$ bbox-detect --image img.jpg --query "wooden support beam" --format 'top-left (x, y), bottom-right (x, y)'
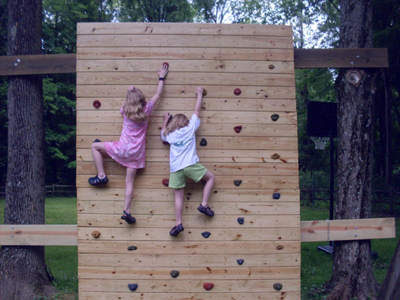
top-left (0, 224), bottom-right (78, 246)
top-left (0, 218), bottom-right (395, 246)
top-left (0, 48), bottom-right (389, 76)
top-left (0, 54), bottom-right (76, 76)
top-left (301, 218), bottom-right (396, 242)
top-left (294, 48), bottom-right (389, 68)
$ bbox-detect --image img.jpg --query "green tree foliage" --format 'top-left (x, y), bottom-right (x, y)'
top-left (116, 0), bottom-right (194, 22)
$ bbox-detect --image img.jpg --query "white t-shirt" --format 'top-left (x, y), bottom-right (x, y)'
top-left (161, 114), bottom-right (201, 172)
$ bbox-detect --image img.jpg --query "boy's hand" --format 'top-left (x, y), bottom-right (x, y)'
top-left (158, 63), bottom-right (169, 78)
top-left (163, 112), bottom-right (171, 121)
top-left (195, 87), bottom-right (204, 96)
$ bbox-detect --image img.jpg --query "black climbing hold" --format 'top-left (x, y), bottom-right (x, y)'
top-left (273, 193), bottom-right (281, 200)
top-left (170, 270), bottom-right (180, 278)
top-left (127, 246), bottom-right (137, 251)
top-left (233, 180), bottom-right (242, 187)
top-left (128, 283), bottom-right (138, 291)
top-left (237, 217), bottom-right (244, 225)
top-left (93, 139), bottom-right (101, 143)
top-left (237, 259), bottom-right (245, 265)
top-left (200, 138), bottom-right (207, 147)
top-left (273, 283), bottom-right (283, 291)
top-left (271, 114), bottom-right (280, 121)
top-left (201, 231), bottom-right (211, 239)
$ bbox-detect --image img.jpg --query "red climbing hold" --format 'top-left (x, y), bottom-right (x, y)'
top-left (163, 62), bottom-right (169, 68)
top-left (234, 88), bottom-right (241, 96)
top-left (162, 179), bottom-right (169, 187)
top-left (203, 283), bottom-right (214, 291)
top-left (162, 141), bottom-right (169, 145)
top-left (93, 100), bottom-right (101, 108)
top-left (234, 126), bottom-right (242, 133)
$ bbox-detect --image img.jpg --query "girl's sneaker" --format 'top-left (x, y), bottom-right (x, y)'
top-left (88, 175), bottom-right (109, 186)
top-left (197, 204), bottom-right (214, 217)
top-left (121, 210), bottom-right (136, 224)
top-left (170, 223), bottom-right (184, 237)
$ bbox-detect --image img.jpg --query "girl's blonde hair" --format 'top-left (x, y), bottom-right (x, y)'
top-left (163, 114), bottom-right (189, 136)
top-left (123, 87), bottom-right (148, 123)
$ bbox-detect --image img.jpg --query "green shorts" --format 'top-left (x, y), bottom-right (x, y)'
top-left (169, 163), bottom-right (208, 189)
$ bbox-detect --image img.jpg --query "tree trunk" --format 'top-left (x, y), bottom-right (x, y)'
top-left (324, 0), bottom-right (379, 299)
top-left (0, 0), bottom-right (55, 299)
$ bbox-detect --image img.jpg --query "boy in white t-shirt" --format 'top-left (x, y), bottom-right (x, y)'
top-left (161, 87), bottom-right (215, 237)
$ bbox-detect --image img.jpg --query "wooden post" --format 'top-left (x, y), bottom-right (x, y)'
top-left (377, 238), bottom-right (400, 300)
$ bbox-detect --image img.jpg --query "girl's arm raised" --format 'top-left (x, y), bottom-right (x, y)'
top-left (194, 87), bottom-right (203, 117)
top-left (150, 63), bottom-right (169, 107)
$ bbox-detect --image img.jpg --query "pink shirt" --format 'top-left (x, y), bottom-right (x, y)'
top-left (104, 101), bottom-right (154, 169)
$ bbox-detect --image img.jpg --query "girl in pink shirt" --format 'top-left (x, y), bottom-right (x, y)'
top-left (88, 64), bottom-right (169, 224)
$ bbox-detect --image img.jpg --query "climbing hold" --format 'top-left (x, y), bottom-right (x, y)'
top-left (233, 180), bottom-right (242, 187)
top-left (163, 62), bottom-right (169, 68)
top-left (237, 217), bottom-right (244, 225)
top-left (273, 283), bottom-right (283, 291)
top-left (128, 283), bottom-right (138, 292)
top-left (271, 114), bottom-right (280, 121)
top-left (162, 178), bottom-right (169, 187)
top-left (234, 126), bottom-right (242, 133)
top-left (162, 141), bottom-right (169, 145)
top-left (91, 231), bottom-right (101, 238)
top-left (273, 193), bottom-right (281, 200)
top-left (237, 259), bottom-right (245, 265)
top-left (203, 283), bottom-right (214, 291)
top-left (202, 89), bottom-right (207, 96)
top-left (170, 270), bottom-right (180, 278)
top-left (93, 139), bottom-right (101, 143)
top-left (234, 88), bottom-right (241, 96)
top-left (127, 246), bottom-right (137, 251)
top-left (268, 64), bottom-right (275, 70)
top-left (200, 138), bottom-right (207, 147)
top-left (93, 100), bottom-right (101, 108)
top-left (276, 245), bottom-right (284, 250)
top-left (201, 231), bottom-right (211, 239)
top-left (271, 153), bottom-right (280, 160)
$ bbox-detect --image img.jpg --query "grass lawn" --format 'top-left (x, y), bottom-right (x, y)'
top-left (0, 197), bottom-right (399, 300)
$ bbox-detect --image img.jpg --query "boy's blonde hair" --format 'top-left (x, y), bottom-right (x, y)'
top-left (163, 114), bottom-right (189, 136)
top-left (123, 87), bottom-right (148, 123)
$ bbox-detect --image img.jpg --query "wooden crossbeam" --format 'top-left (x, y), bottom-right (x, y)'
top-left (0, 218), bottom-right (395, 246)
top-left (0, 48), bottom-right (389, 76)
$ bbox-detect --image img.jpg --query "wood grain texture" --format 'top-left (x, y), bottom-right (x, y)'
top-left (76, 175), bottom-right (300, 189)
top-left (77, 97), bottom-right (296, 112)
top-left (77, 59), bottom-right (294, 73)
top-left (76, 136), bottom-right (299, 150)
top-left (78, 253), bottom-right (300, 267)
top-left (76, 84), bottom-right (296, 98)
top-left (77, 47), bottom-right (294, 61)
top-left (77, 35), bottom-right (293, 49)
top-left (78, 292), bottom-right (301, 300)
top-left (77, 149), bottom-right (299, 164)
top-left (77, 23), bottom-right (293, 36)
top-left (78, 279), bottom-right (301, 293)
top-left (76, 187), bottom-right (300, 202)
top-left (77, 71), bottom-right (295, 86)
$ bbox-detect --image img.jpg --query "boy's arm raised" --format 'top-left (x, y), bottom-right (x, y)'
top-left (194, 87), bottom-right (203, 117)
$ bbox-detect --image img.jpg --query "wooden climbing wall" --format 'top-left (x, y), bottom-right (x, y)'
top-left (76, 23), bottom-right (300, 300)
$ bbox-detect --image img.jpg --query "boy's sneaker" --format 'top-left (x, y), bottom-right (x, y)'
top-left (170, 223), bottom-right (184, 237)
top-left (198, 204), bottom-right (214, 217)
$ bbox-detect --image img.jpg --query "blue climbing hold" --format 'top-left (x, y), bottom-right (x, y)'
top-left (237, 217), bottom-right (244, 225)
top-left (201, 231), bottom-right (211, 239)
top-left (128, 284), bottom-right (138, 291)
top-left (273, 193), bottom-right (281, 199)
top-left (237, 259), bottom-right (245, 265)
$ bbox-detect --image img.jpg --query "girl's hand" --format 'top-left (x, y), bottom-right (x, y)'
top-left (195, 87), bottom-right (204, 96)
top-left (158, 63), bottom-right (169, 78)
